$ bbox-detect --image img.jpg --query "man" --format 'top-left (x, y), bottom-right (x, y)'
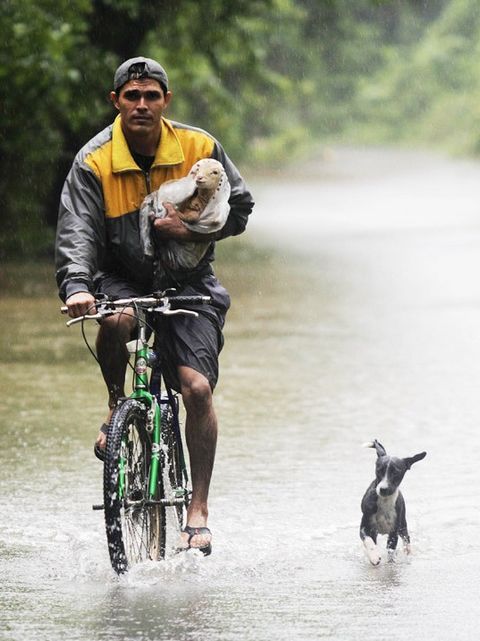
top-left (55, 57), bottom-right (254, 554)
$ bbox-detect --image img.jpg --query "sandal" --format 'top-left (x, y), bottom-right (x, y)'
top-left (93, 423), bottom-right (109, 462)
top-left (178, 525), bottom-right (212, 556)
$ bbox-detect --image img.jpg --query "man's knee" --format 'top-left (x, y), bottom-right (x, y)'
top-left (180, 369), bottom-right (213, 412)
top-left (98, 309), bottom-right (137, 337)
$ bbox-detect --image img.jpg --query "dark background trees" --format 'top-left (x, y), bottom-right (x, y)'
top-left (0, 0), bottom-right (476, 258)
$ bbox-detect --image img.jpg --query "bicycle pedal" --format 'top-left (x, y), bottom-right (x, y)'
top-left (92, 504), bottom-right (105, 511)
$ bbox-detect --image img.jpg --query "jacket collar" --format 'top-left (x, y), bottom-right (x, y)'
top-left (111, 115), bottom-right (185, 173)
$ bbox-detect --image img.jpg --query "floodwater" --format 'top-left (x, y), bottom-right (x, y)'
top-left (2, 147), bottom-right (480, 640)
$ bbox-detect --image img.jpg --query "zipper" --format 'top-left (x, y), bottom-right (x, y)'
top-left (144, 170), bottom-right (152, 194)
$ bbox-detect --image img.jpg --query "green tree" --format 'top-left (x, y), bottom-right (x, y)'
top-left (350, 0), bottom-right (480, 151)
top-left (1, 0), bottom-right (462, 260)
top-left (1, 0), bottom-right (95, 256)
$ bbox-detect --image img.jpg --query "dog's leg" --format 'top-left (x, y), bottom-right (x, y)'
top-left (386, 532), bottom-right (398, 562)
top-left (397, 497), bottom-right (411, 555)
top-left (399, 530), bottom-right (411, 555)
top-left (363, 536), bottom-right (382, 566)
top-left (360, 516), bottom-right (382, 566)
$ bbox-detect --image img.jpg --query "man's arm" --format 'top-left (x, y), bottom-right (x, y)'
top-left (211, 141), bottom-right (254, 239)
top-left (55, 159), bottom-right (106, 311)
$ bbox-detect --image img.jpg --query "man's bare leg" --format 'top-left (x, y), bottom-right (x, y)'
top-left (178, 365), bottom-right (217, 551)
top-left (94, 310), bottom-right (137, 450)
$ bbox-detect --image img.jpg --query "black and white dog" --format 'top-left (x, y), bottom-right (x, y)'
top-left (360, 440), bottom-right (426, 565)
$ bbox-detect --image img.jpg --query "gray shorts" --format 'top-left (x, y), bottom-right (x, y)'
top-left (95, 272), bottom-right (230, 392)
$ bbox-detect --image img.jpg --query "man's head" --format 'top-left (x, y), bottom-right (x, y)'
top-left (110, 57), bottom-right (172, 150)
top-left (113, 57), bottom-right (169, 95)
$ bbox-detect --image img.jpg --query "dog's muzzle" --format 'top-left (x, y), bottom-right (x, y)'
top-left (376, 485), bottom-right (394, 497)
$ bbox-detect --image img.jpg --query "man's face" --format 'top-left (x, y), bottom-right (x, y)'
top-left (111, 78), bottom-right (172, 139)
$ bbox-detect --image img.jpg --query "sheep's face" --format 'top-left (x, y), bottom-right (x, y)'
top-left (191, 159), bottom-right (223, 190)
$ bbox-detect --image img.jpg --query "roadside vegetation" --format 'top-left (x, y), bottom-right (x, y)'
top-left (1, 0), bottom-right (476, 258)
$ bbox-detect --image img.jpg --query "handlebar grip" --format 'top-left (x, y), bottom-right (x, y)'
top-left (169, 295), bottom-right (211, 307)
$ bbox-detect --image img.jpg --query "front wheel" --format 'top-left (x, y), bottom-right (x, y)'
top-left (103, 398), bottom-right (164, 574)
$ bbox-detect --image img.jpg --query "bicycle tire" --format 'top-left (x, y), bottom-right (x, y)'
top-left (103, 398), bottom-right (164, 574)
top-left (159, 399), bottom-right (186, 534)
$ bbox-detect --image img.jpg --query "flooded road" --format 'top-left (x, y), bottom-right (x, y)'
top-left (2, 147), bottom-right (480, 640)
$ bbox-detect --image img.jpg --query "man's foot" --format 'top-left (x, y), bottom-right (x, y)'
top-left (93, 423), bottom-right (109, 461)
top-left (178, 525), bottom-right (212, 556)
top-left (93, 407), bottom-right (115, 461)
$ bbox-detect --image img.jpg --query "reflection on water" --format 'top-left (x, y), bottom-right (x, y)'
top-left (2, 149), bottom-right (480, 640)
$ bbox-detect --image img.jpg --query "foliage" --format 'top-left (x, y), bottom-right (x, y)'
top-left (344, 0), bottom-right (480, 152)
top-left (1, 0), bottom-right (294, 258)
top-left (148, 0), bottom-right (314, 165)
top-left (1, 0), bottom-right (480, 258)
top-left (0, 0), bottom-right (115, 257)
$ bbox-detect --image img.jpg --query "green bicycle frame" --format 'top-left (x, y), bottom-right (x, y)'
top-left (118, 325), bottom-right (161, 501)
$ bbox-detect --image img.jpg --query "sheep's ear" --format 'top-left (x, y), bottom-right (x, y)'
top-left (363, 439), bottom-right (387, 457)
top-left (405, 451), bottom-right (427, 469)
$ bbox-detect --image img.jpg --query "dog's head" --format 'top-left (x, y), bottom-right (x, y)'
top-left (365, 440), bottom-right (426, 497)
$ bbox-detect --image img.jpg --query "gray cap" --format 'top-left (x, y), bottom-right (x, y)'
top-left (113, 57), bottom-right (168, 93)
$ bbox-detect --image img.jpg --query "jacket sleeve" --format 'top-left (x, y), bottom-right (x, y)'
top-left (211, 141), bottom-right (254, 239)
top-left (55, 157), bottom-right (106, 302)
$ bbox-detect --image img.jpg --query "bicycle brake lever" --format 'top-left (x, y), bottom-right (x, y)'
top-left (66, 313), bottom-right (103, 327)
top-left (163, 309), bottom-right (199, 318)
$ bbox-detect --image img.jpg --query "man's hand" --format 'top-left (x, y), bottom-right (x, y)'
top-left (151, 202), bottom-right (219, 242)
top-left (151, 202), bottom-right (193, 240)
top-left (65, 292), bottom-right (96, 318)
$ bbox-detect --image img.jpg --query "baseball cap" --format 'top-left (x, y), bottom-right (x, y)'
top-left (113, 57), bottom-right (169, 93)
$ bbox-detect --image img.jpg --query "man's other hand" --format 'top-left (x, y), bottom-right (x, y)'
top-left (65, 292), bottom-right (96, 318)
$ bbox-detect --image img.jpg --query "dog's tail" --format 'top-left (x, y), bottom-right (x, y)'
top-left (362, 440), bottom-right (387, 457)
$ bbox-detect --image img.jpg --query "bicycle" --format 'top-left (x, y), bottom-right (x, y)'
top-left (62, 291), bottom-right (210, 574)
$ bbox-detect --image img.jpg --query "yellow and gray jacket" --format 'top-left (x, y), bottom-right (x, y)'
top-left (55, 115), bottom-right (254, 300)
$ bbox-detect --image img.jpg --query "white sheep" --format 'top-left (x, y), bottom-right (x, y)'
top-left (139, 158), bottom-right (231, 270)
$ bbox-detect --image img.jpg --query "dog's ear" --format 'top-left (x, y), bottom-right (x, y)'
top-left (405, 451), bottom-right (426, 469)
top-left (363, 439), bottom-right (387, 457)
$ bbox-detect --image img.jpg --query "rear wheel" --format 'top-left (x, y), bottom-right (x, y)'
top-left (103, 399), bottom-right (164, 574)
top-left (159, 397), bottom-right (187, 534)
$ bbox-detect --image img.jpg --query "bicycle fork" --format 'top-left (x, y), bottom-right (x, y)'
top-left (121, 318), bottom-right (160, 503)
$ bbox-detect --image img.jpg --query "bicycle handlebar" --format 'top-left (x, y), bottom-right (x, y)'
top-left (61, 293), bottom-right (211, 326)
